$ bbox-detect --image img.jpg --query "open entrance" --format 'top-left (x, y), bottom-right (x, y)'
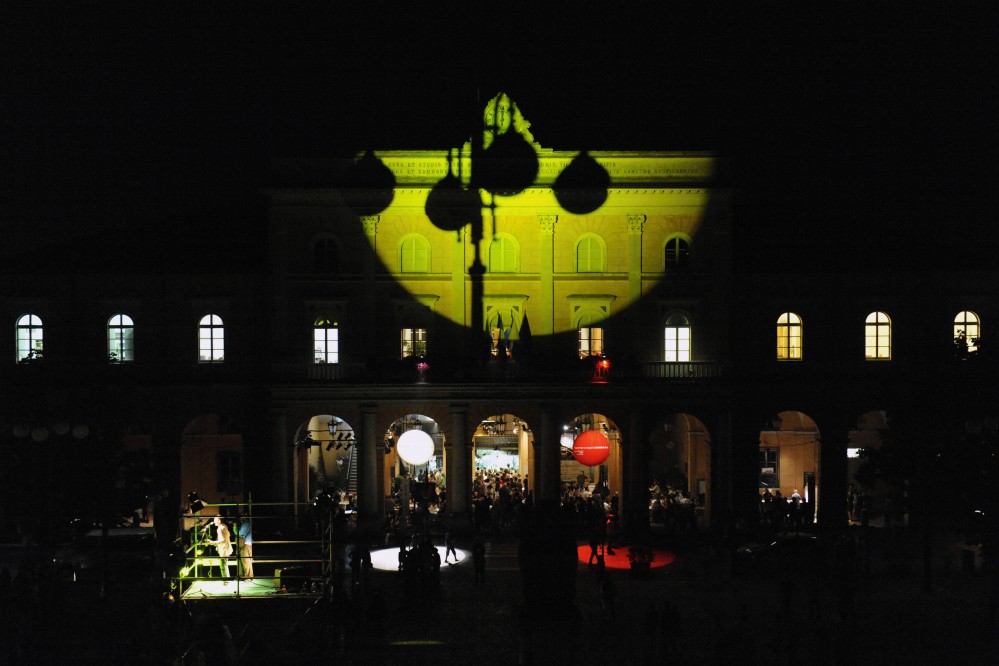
top-left (649, 413), bottom-right (711, 530)
top-left (559, 413), bottom-right (622, 502)
top-left (758, 411), bottom-right (820, 527)
top-left (292, 414), bottom-right (358, 507)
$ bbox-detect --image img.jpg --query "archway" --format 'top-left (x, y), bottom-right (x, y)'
top-left (848, 410), bottom-right (890, 525)
top-left (649, 413), bottom-right (711, 528)
top-left (292, 414), bottom-right (358, 506)
top-left (758, 410), bottom-right (820, 527)
top-left (560, 413), bottom-right (623, 502)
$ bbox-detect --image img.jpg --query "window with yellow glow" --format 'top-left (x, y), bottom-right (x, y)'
top-left (776, 312), bottom-right (802, 360)
top-left (664, 313), bottom-right (691, 362)
top-left (401, 328), bottom-right (427, 358)
top-left (400, 235), bottom-right (430, 273)
top-left (953, 310), bottom-right (980, 353)
top-left (575, 234), bottom-right (605, 273)
top-left (314, 318), bottom-right (339, 363)
top-left (864, 311), bottom-right (891, 360)
top-left (578, 326), bottom-right (604, 358)
top-left (488, 235), bottom-right (519, 273)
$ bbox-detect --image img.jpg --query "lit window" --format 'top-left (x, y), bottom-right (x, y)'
top-left (312, 236), bottom-right (341, 273)
top-left (578, 327), bottom-right (604, 358)
top-left (314, 318), bottom-right (339, 363)
top-left (107, 314), bottom-right (134, 362)
top-left (664, 313), bottom-right (691, 362)
top-left (488, 235), bottom-right (518, 273)
top-left (401, 328), bottom-right (427, 358)
top-left (776, 312), bottom-right (802, 360)
top-left (759, 448), bottom-right (779, 488)
top-left (199, 314), bottom-right (225, 363)
top-left (664, 236), bottom-right (691, 271)
top-left (400, 235), bottom-right (430, 273)
top-left (575, 235), bottom-right (605, 273)
top-left (16, 314), bottom-right (43, 362)
top-left (864, 311), bottom-right (891, 360)
top-left (953, 310), bottom-right (980, 355)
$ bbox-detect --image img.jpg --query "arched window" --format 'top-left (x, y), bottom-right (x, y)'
top-left (664, 235), bottom-right (692, 271)
top-left (865, 311), bottom-right (891, 360)
top-left (400, 235), bottom-right (430, 273)
top-left (312, 236), bottom-right (341, 273)
top-left (488, 235), bottom-right (519, 273)
top-left (198, 314), bottom-right (225, 363)
top-left (314, 318), bottom-right (339, 363)
top-left (954, 310), bottom-right (980, 354)
top-left (776, 312), bottom-right (802, 360)
top-left (575, 234), bottom-right (605, 273)
top-left (664, 313), bottom-right (691, 362)
top-left (108, 314), bottom-right (134, 362)
top-left (577, 311), bottom-right (604, 358)
top-left (16, 314), bottom-right (43, 362)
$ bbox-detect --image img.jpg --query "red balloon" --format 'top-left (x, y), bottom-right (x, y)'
top-left (572, 429), bottom-right (610, 466)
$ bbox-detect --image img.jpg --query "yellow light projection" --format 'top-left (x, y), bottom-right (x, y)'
top-left (347, 92), bottom-right (717, 336)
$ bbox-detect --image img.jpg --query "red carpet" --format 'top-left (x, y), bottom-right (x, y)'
top-left (576, 544), bottom-right (675, 570)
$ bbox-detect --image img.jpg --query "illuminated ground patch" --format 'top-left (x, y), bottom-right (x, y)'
top-left (575, 544), bottom-right (675, 570)
top-left (369, 545), bottom-right (470, 571)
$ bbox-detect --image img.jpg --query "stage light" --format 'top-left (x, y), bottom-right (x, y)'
top-left (188, 491), bottom-right (205, 514)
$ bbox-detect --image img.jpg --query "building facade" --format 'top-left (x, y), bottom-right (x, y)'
top-left (2, 95), bottom-right (996, 543)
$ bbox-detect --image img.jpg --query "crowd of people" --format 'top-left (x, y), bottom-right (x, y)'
top-left (649, 481), bottom-right (700, 534)
top-left (758, 487), bottom-right (814, 530)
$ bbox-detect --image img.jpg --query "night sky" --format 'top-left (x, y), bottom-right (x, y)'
top-left (2, 4), bottom-right (995, 271)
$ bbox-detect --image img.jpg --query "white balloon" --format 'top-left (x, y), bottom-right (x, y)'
top-left (397, 429), bottom-right (434, 465)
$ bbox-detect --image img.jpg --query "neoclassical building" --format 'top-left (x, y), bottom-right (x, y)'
top-left (2, 93), bottom-right (996, 540)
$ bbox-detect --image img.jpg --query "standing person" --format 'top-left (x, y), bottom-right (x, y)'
top-left (209, 516), bottom-right (233, 581)
top-left (236, 513), bottom-right (254, 580)
top-left (444, 530), bottom-right (458, 563)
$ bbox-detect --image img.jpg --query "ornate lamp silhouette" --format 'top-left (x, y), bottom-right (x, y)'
top-left (343, 92), bottom-right (613, 362)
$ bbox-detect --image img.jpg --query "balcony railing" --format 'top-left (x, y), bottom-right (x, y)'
top-left (638, 362), bottom-right (724, 380)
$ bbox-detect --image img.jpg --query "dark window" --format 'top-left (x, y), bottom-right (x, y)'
top-left (759, 448), bottom-right (779, 488)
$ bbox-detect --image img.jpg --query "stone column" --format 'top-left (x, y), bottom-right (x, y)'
top-left (535, 403), bottom-right (562, 507)
top-left (446, 404), bottom-right (472, 531)
top-left (625, 408), bottom-right (649, 534)
top-left (358, 403), bottom-right (382, 537)
top-left (451, 227), bottom-right (467, 328)
top-left (626, 214), bottom-right (646, 303)
top-left (361, 216), bottom-right (380, 358)
top-left (538, 215), bottom-right (557, 336)
top-left (818, 422), bottom-right (850, 530)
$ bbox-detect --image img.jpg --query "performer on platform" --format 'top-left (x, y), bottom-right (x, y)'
top-left (236, 513), bottom-right (254, 580)
top-left (209, 515), bottom-right (233, 581)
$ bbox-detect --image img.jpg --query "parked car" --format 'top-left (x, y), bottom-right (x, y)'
top-left (52, 527), bottom-right (160, 581)
top-left (733, 530), bottom-right (830, 578)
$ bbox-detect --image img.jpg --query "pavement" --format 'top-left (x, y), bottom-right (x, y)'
top-left (1, 523), bottom-right (994, 664)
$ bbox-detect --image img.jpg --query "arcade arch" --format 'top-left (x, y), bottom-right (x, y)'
top-left (292, 414), bottom-right (358, 505)
top-left (649, 413), bottom-right (712, 524)
top-left (559, 413), bottom-right (623, 499)
top-left (758, 410), bottom-right (821, 524)
top-left (472, 413), bottom-right (533, 476)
